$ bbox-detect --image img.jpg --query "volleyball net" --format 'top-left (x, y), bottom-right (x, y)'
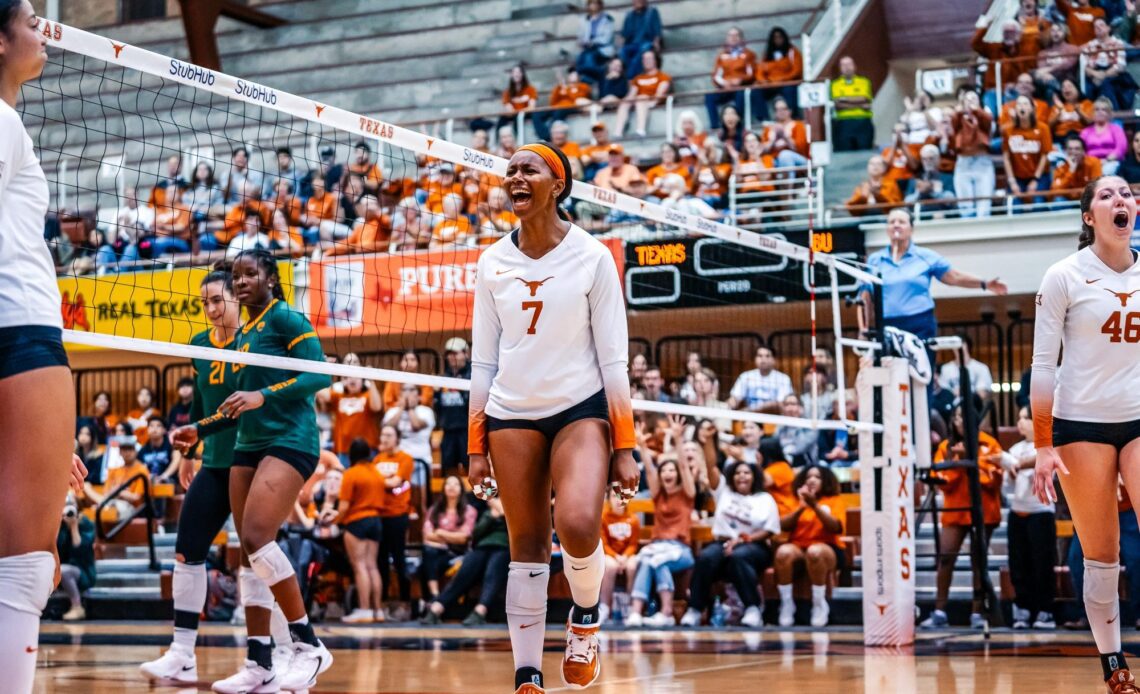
top-left (27, 19), bottom-right (882, 436)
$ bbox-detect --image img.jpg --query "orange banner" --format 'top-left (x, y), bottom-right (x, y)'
top-left (307, 238), bottom-right (625, 337)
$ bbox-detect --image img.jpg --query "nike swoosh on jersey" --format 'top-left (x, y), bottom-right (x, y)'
top-left (496, 269), bottom-right (513, 275)
top-left (1087, 278), bottom-right (1102, 284)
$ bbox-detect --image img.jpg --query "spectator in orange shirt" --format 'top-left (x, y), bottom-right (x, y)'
top-left (1056, 0), bottom-right (1105, 46)
top-left (431, 193), bottom-right (474, 248)
top-left (599, 489), bottom-right (640, 624)
top-left (845, 155), bottom-right (903, 216)
top-left (1049, 77), bottom-right (1094, 139)
top-left (763, 95), bottom-right (811, 170)
top-left (733, 131), bottom-right (778, 194)
top-left (971, 16), bottom-right (1038, 112)
top-left (425, 164), bottom-right (465, 214)
top-left (1052, 132), bottom-right (1103, 200)
top-left (268, 207), bottom-right (304, 258)
top-left (920, 399), bottom-right (1003, 629)
top-left (549, 121), bottom-right (585, 180)
top-left (152, 191), bottom-right (193, 257)
top-left (755, 26), bottom-right (803, 120)
top-left (581, 121), bottom-right (615, 181)
top-left (645, 143), bottom-right (692, 196)
top-left (332, 439), bottom-right (386, 623)
top-left (1002, 95), bottom-right (1053, 209)
top-left (693, 140), bottom-right (731, 208)
top-left (217, 181), bottom-right (271, 247)
top-left (998, 72), bottom-right (1051, 131)
top-left (224, 209), bottom-right (271, 260)
top-left (318, 354), bottom-right (384, 463)
top-left (342, 195), bottom-right (391, 255)
top-left (593, 144), bottom-right (644, 194)
top-left (950, 89), bottom-right (996, 218)
top-left (374, 424), bottom-right (417, 607)
top-left (705, 27), bottom-right (756, 130)
top-left (774, 464), bottom-right (846, 627)
top-left (476, 186), bottom-right (518, 245)
top-left (1017, 0), bottom-right (1051, 53)
top-left (614, 49), bottom-right (671, 137)
top-left (498, 64), bottom-right (537, 137)
top-left (301, 174), bottom-right (345, 246)
top-left (534, 67), bottom-right (592, 141)
top-left (348, 141), bottom-right (384, 197)
top-left (674, 110), bottom-right (708, 162)
top-left (148, 154), bottom-right (187, 211)
top-left (880, 125), bottom-right (917, 196)
top-left (382, 351), bottom-right (434, 412)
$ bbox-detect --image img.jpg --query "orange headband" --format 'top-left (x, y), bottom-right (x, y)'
top-left (518, 143), bottom-right (566, 184)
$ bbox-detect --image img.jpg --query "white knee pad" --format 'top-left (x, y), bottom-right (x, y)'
top-left (0, 551), bottom-right (55, 616)
top-left (240, 567), bottom-right (275, 610)
top-left (172, 560), bottom-right (208, 611)
top-left (1085, 559), bottom-right (1121, 605)
top-left (506, 562), bottom-right (550, 617)
top-left (248, 542), bottom-right (295, 587)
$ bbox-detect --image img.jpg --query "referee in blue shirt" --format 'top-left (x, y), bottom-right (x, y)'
top-left (859, 208), bottom-right (1007, 339)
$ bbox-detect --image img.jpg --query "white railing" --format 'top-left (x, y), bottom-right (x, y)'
top-left (803, 0), bottom-right (871, 81)
top-left (727, 165), bottom-right (824, 231)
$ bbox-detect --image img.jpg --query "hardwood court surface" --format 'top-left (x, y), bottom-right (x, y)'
top-left (36, 622), bottom-right (1110, 693)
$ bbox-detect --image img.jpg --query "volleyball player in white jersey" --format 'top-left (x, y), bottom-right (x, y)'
top-left (1033, 175), bottom-right (1140, 694)
top-left (467, 142), bottom-right (638, 694)
top-left (0, 3), bottom-right (86, 691)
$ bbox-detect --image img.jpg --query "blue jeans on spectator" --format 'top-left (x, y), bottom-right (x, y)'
top-left (198, 232), bottom-right (220, 252)
top-left (631, 540), bottom-right (695, 601)
top-left (954, 154), bottom-right (995, 218)
top-left (621, 41), bottom-right (656, 80)
top-left (533, 108), bottom-right (575, 141)
top-left (577, 47), bottom-right (611, 85)
top-left (1013, 175), bottom-right (1050, 211)
top-left (152, 236), bottom-right (191, 257)
top-left (95, 244), bottom-right (117, 270)
top-left (1068, 511), bottom-right (1140, 622)
top-left (775, 149), bottom-right (810, 170)
top-left (114, 243), bottom-right (141, 271)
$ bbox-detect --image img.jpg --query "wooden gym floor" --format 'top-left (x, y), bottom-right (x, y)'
top-left (35, 622), bottom-right (1113, 693)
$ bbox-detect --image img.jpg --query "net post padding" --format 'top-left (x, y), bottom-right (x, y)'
top-left (37, 19), bottom-right (879, 287)
top-left (857, 357), bottom-right (916, 647)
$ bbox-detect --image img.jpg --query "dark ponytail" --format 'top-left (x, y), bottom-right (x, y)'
top-left (233, 249), bottom-right (285, 301)
top-left (201, 259), bottom-right (233, 292)
top-left (1078, 175), bottom-right (1110, 250)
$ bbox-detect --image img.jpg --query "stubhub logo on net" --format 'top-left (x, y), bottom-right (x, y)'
top-left (169, 59), bottom-right (215, 86)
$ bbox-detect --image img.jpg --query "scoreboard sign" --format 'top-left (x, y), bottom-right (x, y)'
top-left (623, 231), bottom-right (865, 309)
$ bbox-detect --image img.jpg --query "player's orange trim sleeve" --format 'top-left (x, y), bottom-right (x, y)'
top-left (608, 392), bottom-right (636, 450)
top-left (1033, 408), bottom-right (1053, 448)
top-left (468, 409), bottom-right (488, 456)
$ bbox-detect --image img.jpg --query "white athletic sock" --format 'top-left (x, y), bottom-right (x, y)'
top-left (270, 604), bottom-right (291, 647)
top-left (171, 560), bottom-right (208, 652)
top-left (0, 552), bottom-right (55, 694)
top-left (506, 562), bottom-right (549, 673)
top-left (778, 584), bottom-right (793, 604)
top-left (1084, 559), bottom-right (1122, 654)
top-left (563, 541), bottom-right (605, 625)
top-left (811, 584), bottom-right (827, 606)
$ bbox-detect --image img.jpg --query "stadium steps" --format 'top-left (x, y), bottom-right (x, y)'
top-left (510, 0), bottom-right (578, 20)
top-left (820, 148), bottom-right (879, 210)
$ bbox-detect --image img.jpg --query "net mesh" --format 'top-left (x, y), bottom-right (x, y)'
top-left (28, 20), bottom-right (879, 435)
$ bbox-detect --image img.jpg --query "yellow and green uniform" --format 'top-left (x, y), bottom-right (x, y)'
top-left (830, 75), bottom-right (873, 120)
top-left (189, 328), bottom-right (237, 469)
top-left (197, 299), bottom-right (330, 457)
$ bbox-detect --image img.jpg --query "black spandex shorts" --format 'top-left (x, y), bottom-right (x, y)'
top-left (344, 515), bottom-right (383, 541)
top-left (232, 446), bottom-right (319, 480)
top-left (1052, 417), bottom-right (1140, 452)
top-left (0, 326), bottom-right (69, 380)
top-left (486, 389), bottom-right (608, 441)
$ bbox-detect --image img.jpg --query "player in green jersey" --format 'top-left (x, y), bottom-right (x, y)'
top-left (172, 251), bottom-right (333, 692)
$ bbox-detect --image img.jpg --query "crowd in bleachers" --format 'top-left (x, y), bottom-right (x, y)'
top-left (846, 0), bottom-right (1140, 219)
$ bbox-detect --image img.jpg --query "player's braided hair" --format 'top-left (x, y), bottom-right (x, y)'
top-left (233, 249), bottom-right (286, 301)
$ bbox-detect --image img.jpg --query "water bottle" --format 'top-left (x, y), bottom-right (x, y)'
top-left (711, 597), bottom-right (727, 627)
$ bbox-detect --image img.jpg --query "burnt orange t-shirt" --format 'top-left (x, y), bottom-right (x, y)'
top-left (602, 507), bottom-right (641, 557)
top-left (550, 82), bottom-right (592, 108)
top-left (503, 85), bottom-right (538, 111)
top-left (712, 47), bottom-right (757, 86)
top-left (433, 216), bottom-right (474, 246)
top-left (106, 460), bottom-right (149, 502)
top-left (154, 202), bottom-right (192, 238)
top-left (1050, 100), bottom-right (1095, 139)
top-left (1003, 125), bottom-right (1053, 180)
top-left (1058, 0), bottom-right (1104, 46)
top-left (644, 162), bottom-right (693, 192)
top-left (382, 382), bottom-right (434, 411)
top-left (349, 162), bottom-right (384, 191)
top-left (328, 390), bottom-right (381, 453)
top-left (933, 431), bottom-right (1004, 527)
top-left (735, 154), bottom-right (777, 193)
top-left (556, 140), bottom-right (583, 161)
top-left (881, 145), bottom-right (915, 182)
top-left (339, 463), bottom-right (386, 525)
top-left (757, 47), bottom-right (803, 83)
top-left (764, 461), bottom-right (798, 516)
top-left (373, 450), bottom-right (416, 517)
top-left (218, 201), bottom-right (271, 245)
top-left (1052, 155), bottom-right (1103, 200)
top-left (630, 70), bottom-right (672, 98)
top-left (999, 98), bottom-right (1051, 131)
top-left (789, 494), bottom-right (847, 550)
top-left (693, 163), bottom-right (731, 198)
top-left (304, 192), bottom-right (338, 224)
top-left (651, 487), bottom-right (694, 542)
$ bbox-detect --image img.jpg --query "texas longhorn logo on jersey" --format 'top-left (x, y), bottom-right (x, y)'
top-left (1104, 287), bottom-right (1140, 307)
top-left (517, 276), bottom-right (554, 297)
